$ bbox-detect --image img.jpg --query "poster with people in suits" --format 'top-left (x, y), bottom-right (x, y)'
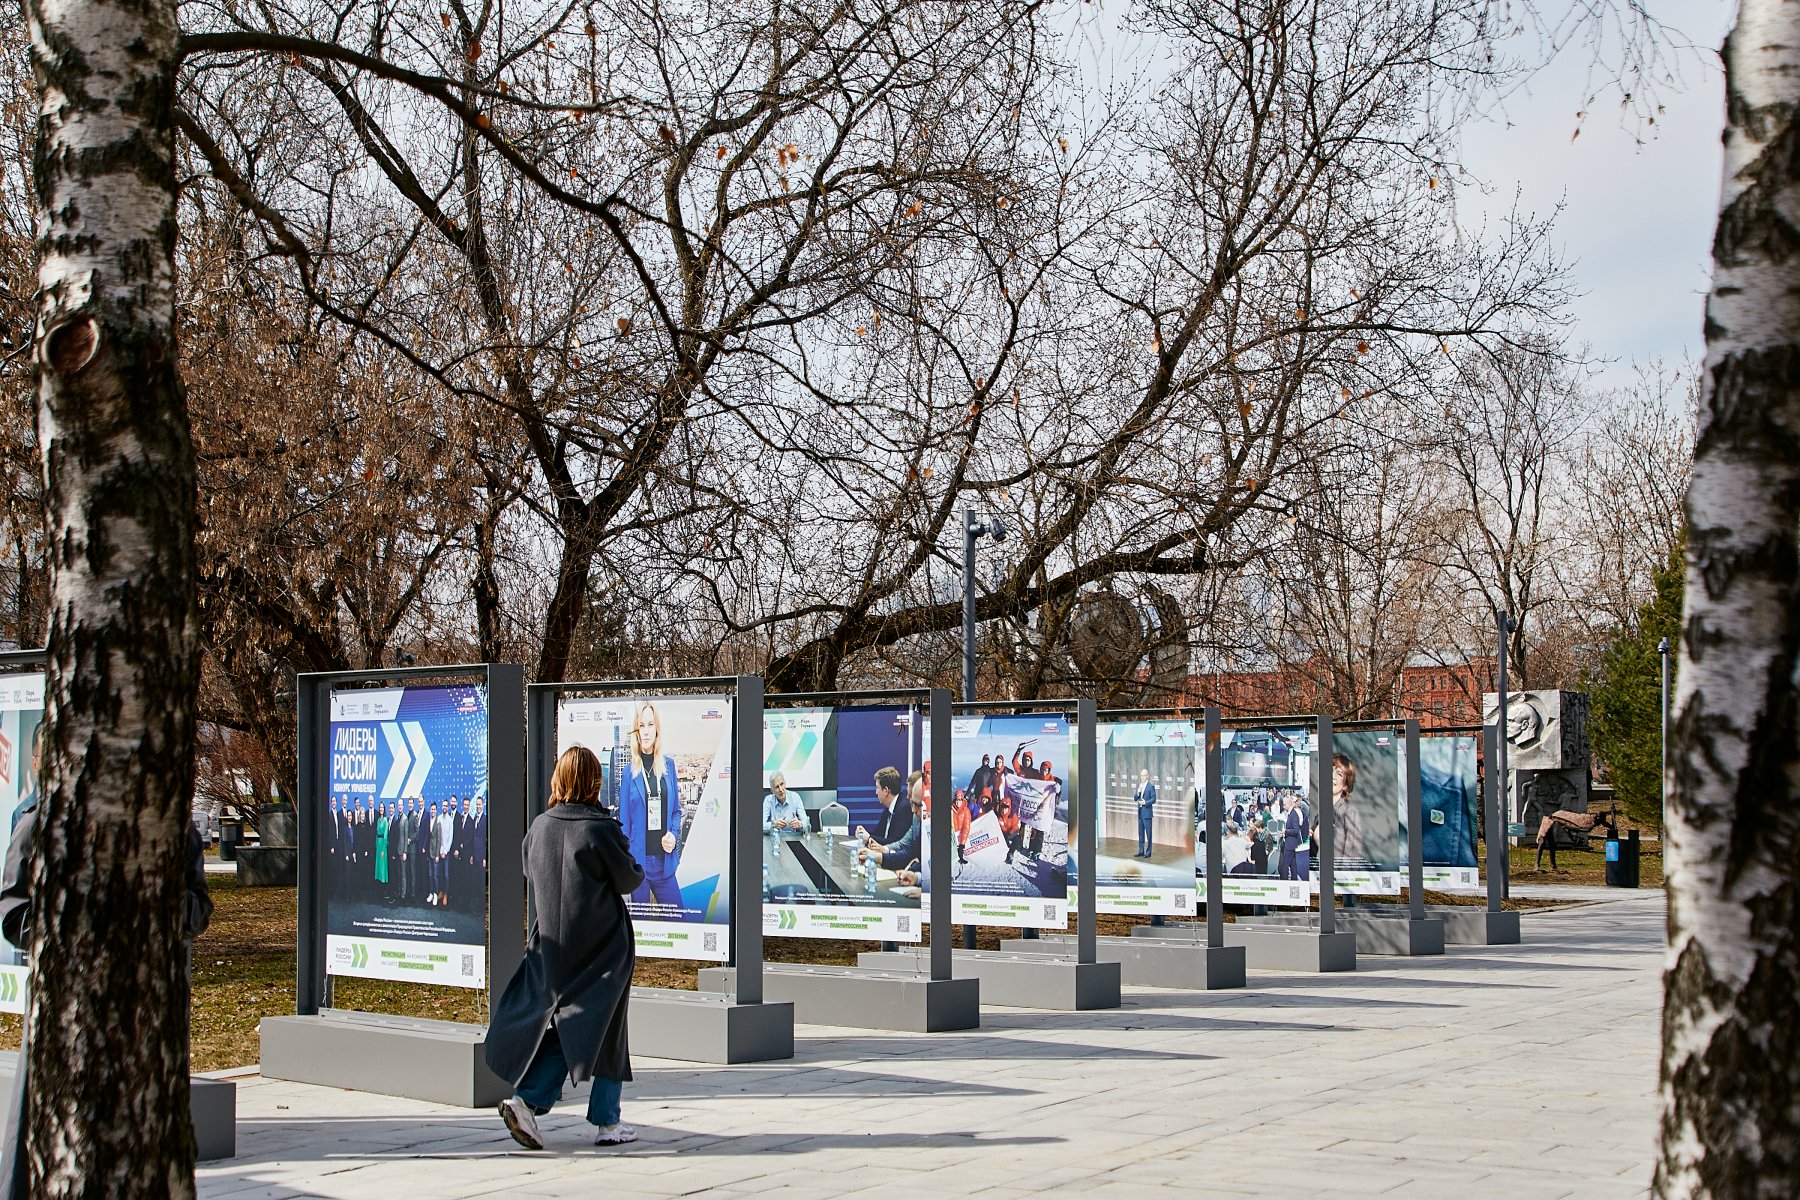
top-left (1328, 729), bottom-right (1403, 894)
top-left (1197, 727), bottom-right (1311, 908)
top-left (556, 694), bottom-right (735, 962)
top-left (324, 683), bottom-right (492, 989)
top-left (1413, 733), bottom-right (1481, 890)
top-left (1087, 720), bottom-right (1199, 917)
top-left (759, 705), bottom-right (925, 942)
top-left (0, 671), bottom-right (42, 1011)
top-left (938, 713), bottom-right (1071, 929)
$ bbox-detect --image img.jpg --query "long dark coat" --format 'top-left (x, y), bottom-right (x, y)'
top-left (485, 804), bottom-right (643, 1087)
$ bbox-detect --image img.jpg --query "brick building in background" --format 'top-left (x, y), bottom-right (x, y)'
top-left (1176, 655), bottom-right (1494, 728)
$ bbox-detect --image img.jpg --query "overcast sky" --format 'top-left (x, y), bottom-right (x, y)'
top-left (1456, 5), bottom-right (1731, 393)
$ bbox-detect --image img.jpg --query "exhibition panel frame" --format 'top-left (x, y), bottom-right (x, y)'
top-left (1018, 706), bottom-right (1244, 991)
top-left (856, 697), bottom-right (1121, 1011)
top-left (266, 661), bottom-right (525, 1107)
top-left (529, 675), bottom-right (794, 1062)
top-left (701, 688), bottom-right (985, 1030)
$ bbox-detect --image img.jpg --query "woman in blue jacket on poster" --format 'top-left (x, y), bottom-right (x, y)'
top-left (617, 701), bottom-right (684, 911)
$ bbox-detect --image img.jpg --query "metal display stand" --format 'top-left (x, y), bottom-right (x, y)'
top-left (1012, 707), bottom-right (1244, 989)
top-left (0, 652), bottom-right (237, 1158)
top-left (1346, 723), bottom-right (1521, 945)
top-left (530, 675), bottom-right (794, 1063)
top-left (1230, 720), bottom-right (1444, 955)
top-left (263, 662), bottom-right (525, 1106)
top-left (1206, 715), bottom-right (1356, 972)
top-left (857, 698), bottom-right (1121, 1010)
top-left (701, 688), bottom-right (980, 1031)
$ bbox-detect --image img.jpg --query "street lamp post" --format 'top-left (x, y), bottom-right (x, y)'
top-left (962, 507), bottom-right (1005, 948)
top-left (1494, 609), bottom-right (1516, 901)
top-left (963, 508), bottom-right (1005, 704)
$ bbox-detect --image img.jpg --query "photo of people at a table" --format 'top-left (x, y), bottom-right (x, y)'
top-left (758, 705), bottom-right (924, 941)
top-left (1197, 726), bottom-right (1314, 907)
top-left (1089, 720), bottom-right (1198, 915)
top-left (946, 713), bottom-right (1070, 924)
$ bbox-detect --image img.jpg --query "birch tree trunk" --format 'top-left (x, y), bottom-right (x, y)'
top-left (1658, 3), bottom-right (1800, 1196)
top-left (24, 0), bottom-right (198, 1187)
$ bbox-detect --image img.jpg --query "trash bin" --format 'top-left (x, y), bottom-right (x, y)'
top-left (219, 819), bottom-right (243, 862)
top-left (1604, 829), bottom-right (1640, 889)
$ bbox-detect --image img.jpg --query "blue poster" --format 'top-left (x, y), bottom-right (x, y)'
top-left (1418, 734), bottom-right (1480, 890)
top-left (323, 683), bottom-right (490, 989)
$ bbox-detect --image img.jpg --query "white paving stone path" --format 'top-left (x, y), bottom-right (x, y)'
top-left (202, 892), bottom-right (1665, 1199)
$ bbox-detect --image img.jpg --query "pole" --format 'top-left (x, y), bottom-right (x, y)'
top-left (1658, 636), bottom-right (1670, 825)
top-left (962, 508), bottom-right (977, 705)
top-left (961, 509), bottom-right (978, 950)
top-left (1494, 609), bottom-right (1514, 900)
top-left (1076, 699), bottom-right (1097, 965)
top-left (1203, 708), bottom-right (1223, 947)
top-left (1484, 724), bottom-right (1503, 913)
top-left (1404, 719), bottom-right (1424, 924)
top-left (731, 676), bottom-right (765, 1005)
top-left (928, 689), bottom-right (954, 981)
top-left (1316, 717), bottom-right (1334, 935)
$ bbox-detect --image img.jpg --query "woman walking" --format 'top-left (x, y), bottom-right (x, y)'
top-left (487, 746), bottom-right (643, 1148)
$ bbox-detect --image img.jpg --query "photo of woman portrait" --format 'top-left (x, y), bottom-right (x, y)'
top-left (617, 701), bottom-right (685, 911)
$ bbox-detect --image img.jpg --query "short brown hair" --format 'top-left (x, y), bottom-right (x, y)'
top-left (874, 766), bottom-right (902, 798)
top-left (550, 746), bottom-right (604, 808)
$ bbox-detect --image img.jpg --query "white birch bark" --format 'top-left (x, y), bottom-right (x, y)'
top-left (24, 0), bottom-right (199, 1187)
top-left (1658, 1), bottom-right (1800, 1195)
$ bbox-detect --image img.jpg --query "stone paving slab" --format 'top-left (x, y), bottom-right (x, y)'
top-left (202, 894), bottom-right (1664, 1198)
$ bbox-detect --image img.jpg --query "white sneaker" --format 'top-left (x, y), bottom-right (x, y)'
top-left (592, 1122), bottom-right (638, 1145)
top-left (499, 1098), bottom-right (544, 1150)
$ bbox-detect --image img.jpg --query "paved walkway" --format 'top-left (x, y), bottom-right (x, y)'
top-left (202, 891), bottom-right (1665, 1199)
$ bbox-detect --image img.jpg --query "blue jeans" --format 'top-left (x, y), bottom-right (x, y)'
top-left (514, 1029), bottom-right (623, 1126)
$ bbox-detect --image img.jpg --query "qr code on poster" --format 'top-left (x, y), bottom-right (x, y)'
top-left (896, 916), bottom-right (911, 934)
top-left (1175, 894), bottom-right (1191, 911)
top-left (702, 931), bottom-right (719, 954)
top-left (1043, 904), bottom-right (1057, 921)
top-left (461, 954), bottom-right (475, 977)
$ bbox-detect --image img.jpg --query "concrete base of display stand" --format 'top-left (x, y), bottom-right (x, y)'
top-left (1414, 906), bottom-right (1520, 945)
top-left (1001, 934), bottom-right (1247, 990)
top-left (1232, 913), bottom-right (1445, 956)
top-left (853, 948), bottom-right (1121, 1010)
top-left (1221, 926), bottom-right (1357, 972)
top-left (699, 965), bottom-right (980, 1033)
top-left (630, 987), bottom-right (795, 1063)
top-left (260, 1011), bottom-right (508, 1107)
top-left (0, 1054), bottom-right (235, 1160)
